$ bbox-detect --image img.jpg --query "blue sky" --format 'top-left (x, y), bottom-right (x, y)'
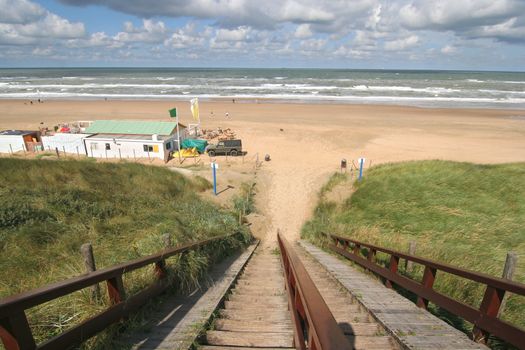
top-left (0, 0), bottom-right (524, 70)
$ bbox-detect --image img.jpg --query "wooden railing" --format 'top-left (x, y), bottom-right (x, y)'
top-left (278, 232), bottom-right (351, 350)
top-left (0, 232), bottom-right (243, 350)
top-left (324, 232), bottom-right (525, 350)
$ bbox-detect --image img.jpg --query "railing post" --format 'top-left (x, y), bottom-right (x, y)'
top-left (416, 266), bottom-right (437, 309)
top-left (498, 252), bottom-right (517, 318)
top-left (367, 248), bottom-right (376, 263)
top-left (0, 313), bottom-right (36, 350)
top-left (353, 243), bottom-right (361, 256)
top-left (472, 252), bottom-right (516, 344)
top-left (80, 243), bottom-right (100, 301)
top-left (155, 260), bottom-right (167, 279)
top-left (406, 241), bottom-right (416, 273)
top-left (472, 286), bottom-right (506, 344)
top-left (106, 275), bottom-right (126, 304)
top-left (385, 255), bottom-right (400, 289)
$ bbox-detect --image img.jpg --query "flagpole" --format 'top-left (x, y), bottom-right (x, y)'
top-left (176, 115), bottom-right (181, 163)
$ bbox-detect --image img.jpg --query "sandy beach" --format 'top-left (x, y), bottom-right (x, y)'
top-left (1, 99), bottom-right (524, 242)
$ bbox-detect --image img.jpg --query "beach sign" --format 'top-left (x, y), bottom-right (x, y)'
top-left (211, 162), bottom-right (218, 195)
top-left (358, 157), bottom-right (366, 181)
top-left (169, 108), bottom-right (177, 118)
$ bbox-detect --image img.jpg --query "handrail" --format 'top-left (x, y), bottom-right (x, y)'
top-left (0, 232), bottom-right (242, 350)
top-left (324, 232), bottom-right (525, 350)
top-left (278, 232), bottom-right (351, 350)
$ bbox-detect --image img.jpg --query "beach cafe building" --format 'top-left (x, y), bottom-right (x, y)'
top-left (83, 120), bottom-right (186, 162)
top-left (0, 130), bottom-right (42, 153)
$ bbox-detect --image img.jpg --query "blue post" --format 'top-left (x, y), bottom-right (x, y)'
top-left (212, 163), bottom-right (217, 195)
top-left (358, 158), bottom-right (364, 181)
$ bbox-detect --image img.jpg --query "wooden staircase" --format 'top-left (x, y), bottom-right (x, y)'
top-left (200, 247), bottom-right (294, 349)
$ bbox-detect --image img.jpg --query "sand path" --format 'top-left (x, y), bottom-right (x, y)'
top-left (1, 100), bottom-right (524, 245)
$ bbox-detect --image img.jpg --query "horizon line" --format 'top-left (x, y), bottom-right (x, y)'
top-left (0, 66), bottom-right (524, 73)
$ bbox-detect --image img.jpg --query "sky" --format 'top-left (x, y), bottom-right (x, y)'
top-left (0, 0), bottom-right (524, 70)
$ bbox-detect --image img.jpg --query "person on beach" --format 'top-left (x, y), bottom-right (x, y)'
top-left (225, 112), bottom-right (229, 118)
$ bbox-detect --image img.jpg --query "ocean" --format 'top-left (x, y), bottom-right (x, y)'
top-left (0, 68), bottom-right (524, 109)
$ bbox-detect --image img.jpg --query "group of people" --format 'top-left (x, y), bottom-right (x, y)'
top-left (26, 99), bottom-right (44, 105)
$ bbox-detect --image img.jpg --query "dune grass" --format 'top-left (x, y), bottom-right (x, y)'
top-left (0, 158), bottom-right (250, 348)
top-left (302, 160), bottom-right (525, 346)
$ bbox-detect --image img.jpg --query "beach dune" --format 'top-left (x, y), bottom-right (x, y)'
top-left (1, 99), bottom-right (524, 240)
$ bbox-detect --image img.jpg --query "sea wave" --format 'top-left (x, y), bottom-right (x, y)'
top-left (3, 83), bottom-right (192, 89)
top-left (347, 85), bottom-right (461, 94)
top-left (1, 91), bottom-right (524, 106)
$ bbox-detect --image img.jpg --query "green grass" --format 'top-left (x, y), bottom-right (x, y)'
top-left (302, 160), bottom-right (525, 345)
top-left (0, 158), bottom-right (251, 348)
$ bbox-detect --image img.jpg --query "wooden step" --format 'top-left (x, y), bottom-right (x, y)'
top-left (219, 309), bottom-right (290, 322)
top-left (240, 273), bottom-right (283, 280)
top-left (206, 330), bottom-right (293, 348)
top-left (214, 319), bottom-right (293, 333)
top-left (236, 280), bottom-right (283, 287)
top-left (224, 300), bottom-right (288, 309)
top-left (231, 286), bottom-right (284, 295)
top-left (227, 294), bottom-right (288, 304)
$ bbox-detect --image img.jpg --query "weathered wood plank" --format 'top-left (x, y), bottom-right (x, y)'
top-left (214, 319), bottom-right (293, 333)
top-left (206, 330), bottom-right (294, 348)
top-left (120, 242), bottom-right (258, 350)
top-left (299, 240), bottom-right (488, 350)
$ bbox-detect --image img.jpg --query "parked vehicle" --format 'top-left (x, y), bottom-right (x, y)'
top-left (206, 139), bottom-right (242, 156)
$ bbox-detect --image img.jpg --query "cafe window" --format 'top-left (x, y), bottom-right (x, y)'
top-left (143, 145), bottom-right (154, 152)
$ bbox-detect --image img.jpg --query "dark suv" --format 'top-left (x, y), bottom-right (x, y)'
top-left (206, 139), bottom-right (242, 156)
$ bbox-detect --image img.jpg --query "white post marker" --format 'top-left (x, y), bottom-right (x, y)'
top-left (358, 157), bottom-right (366, 181)
top-left (211, 161), bottom-right (219, 195)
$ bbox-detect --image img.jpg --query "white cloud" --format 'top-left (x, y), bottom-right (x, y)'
top-left (0, 0), bottom-right (85, 45)
top-left (397, 0), bottom-right (525, 42)
top-left (1, 0), bottom-right (524, 68)
top-left (384, 35), bottom-right (419, 51)
top-left (295, 24), bottom-right (312, 39)
top-left (334, 45), bottom-right (372, 59)
top-left (15, 13), bottom-right (85, 38)
top-left (114, 19), bottom-right (167, 43)
top-left (441, 45), bottom-right (457, 54)
top-left (164, 23), bottom-right (208, 49)
top-left (215, 26), bottom-right (252, 42)
top-left (300, 38), bottom-right (327, 51)
top-left (466, 17), bottom-right (525, 43)
top-left (0, 0), bottom-right (46, 24)
top-left (66, 32), bottom-right (123, 48)
top-left (32, 46), bottom-right (53, 56)
top-left (399, 0), bottom-right (520, 29)
top-left (278, 2), bottom-right (334, 23)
